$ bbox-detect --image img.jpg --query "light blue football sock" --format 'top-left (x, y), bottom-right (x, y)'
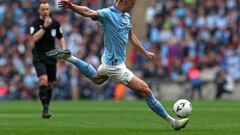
top-left (145, 95), bottom-right (169, 118)
top-left (67, 56), bottom-right (96, 79)
top-left (146, 95), bottom-right (176, 125)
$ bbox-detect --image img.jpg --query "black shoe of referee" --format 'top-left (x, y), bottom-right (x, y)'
top-left (42, 109), bottom-right (52, 119)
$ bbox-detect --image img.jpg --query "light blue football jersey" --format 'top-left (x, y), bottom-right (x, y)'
top-left (97, 6), bottom-right (132, 65)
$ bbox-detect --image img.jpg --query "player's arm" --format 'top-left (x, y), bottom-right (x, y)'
top-left (129, 29), bottom-right (155, 60)
top-left (58, 0), bottom-right (98, 19)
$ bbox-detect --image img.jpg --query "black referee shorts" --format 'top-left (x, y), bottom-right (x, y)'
top-left (33, 56), bottom-right (57, 82)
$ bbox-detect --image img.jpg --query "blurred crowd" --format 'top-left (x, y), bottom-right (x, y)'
top-left (0, 0), bottom-right (239, 100)
top-left (140, 0), bottom-right (240, 80)
top-left (138, 0), bottom-right (240, 99)
top-left (140, 0), bottom-right (240, 99)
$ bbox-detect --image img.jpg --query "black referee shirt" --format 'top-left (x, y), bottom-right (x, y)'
top-left (30, 18), bottom-right (63, 56)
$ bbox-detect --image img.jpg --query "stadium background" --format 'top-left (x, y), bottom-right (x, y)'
top-left (0, 0), bottom-right (239, 101)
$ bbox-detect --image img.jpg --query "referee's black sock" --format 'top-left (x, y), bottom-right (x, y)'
top-left (39, 85), bottom-right (48, 112)
top-left (46, 88), bottom-right (52, 107)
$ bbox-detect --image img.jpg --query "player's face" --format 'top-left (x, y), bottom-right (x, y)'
top-left (124, 0), bottom-right (136, 12)
top-left (39, 3), bottom-right (50, 18)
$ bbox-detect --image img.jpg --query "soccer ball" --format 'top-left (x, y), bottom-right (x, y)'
top-left (173, 99), bottom-right (192, 118)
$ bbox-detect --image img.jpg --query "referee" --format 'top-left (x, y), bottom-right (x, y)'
top-left (30, 1), bottom-right (66, 119)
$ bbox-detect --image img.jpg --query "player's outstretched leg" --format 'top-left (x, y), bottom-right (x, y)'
top-left (46, 49), bottom-right (97, 79)
top-left (145, 95), bottom-right (189, 130)
top-left (127, 76), bottom-right (189, 130)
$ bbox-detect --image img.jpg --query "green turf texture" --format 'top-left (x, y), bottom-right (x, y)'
top-left (0, 100), bottom-right (239, 135)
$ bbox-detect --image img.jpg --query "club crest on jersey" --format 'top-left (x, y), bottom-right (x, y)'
top-left (51, 29), bottom-right (56, 37)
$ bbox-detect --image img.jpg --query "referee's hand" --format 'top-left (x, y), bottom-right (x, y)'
top-left (44, 16), bottom-right (52, 28)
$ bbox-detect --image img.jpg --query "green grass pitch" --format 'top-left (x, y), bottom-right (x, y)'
top-left (0, 100), bottom-right (239, 135)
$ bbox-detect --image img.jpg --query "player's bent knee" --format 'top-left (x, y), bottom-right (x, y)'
top-left (93, 81), bottom-right (103, 85)
top-left (140, 84), bottom-right (153, 98)
top-left (92, 75), bottom-right (108, 85)
top-left (143, 89), bottom-right (153, 98)
top-left (92, 79), bottom-right (104, 85)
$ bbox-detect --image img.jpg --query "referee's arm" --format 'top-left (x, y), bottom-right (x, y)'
top-left (59, 37), bottom-right (66, 49)
top-left (56, 22), bottom-right (66, 50)
top-left (32, 28), bottom-right (45, 42)
top-left (32, 17), bottom-right (52, 42)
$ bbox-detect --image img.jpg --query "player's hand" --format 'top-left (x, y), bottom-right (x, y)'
top-left (58, 0), bottom-right (72, 9)
top-left (144, 51), bottom-right (155, 60)
top-left (43, 16), bottom-right (52, 28)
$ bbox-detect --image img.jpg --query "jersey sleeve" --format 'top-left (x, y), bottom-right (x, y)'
top-left (29, 20), bottom-right (39, 35)
top-left (56, 21), bottom-right (63, 39)
top-left (126, 13), bottom-right (133, 29)
top-left (96, 8), bottom-right (110, 25)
